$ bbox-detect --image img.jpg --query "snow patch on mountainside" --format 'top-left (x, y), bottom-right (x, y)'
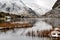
top-left (0, 0), bottom-right (57, 15)
top-left (0, 0), bottom-right (29, 15)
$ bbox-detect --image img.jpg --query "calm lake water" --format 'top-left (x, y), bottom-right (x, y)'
top-left (0, 18), bottom-right (60, 40)
top-left (0, 32), bottom-right (59, 40)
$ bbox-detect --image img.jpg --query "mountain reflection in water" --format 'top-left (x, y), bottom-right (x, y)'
top-left (0, 18), bottom-right (60, 40)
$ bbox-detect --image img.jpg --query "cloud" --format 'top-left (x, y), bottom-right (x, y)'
top-left (22, 0), bottom-right (57, 9)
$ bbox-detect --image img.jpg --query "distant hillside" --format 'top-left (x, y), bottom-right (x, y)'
top-left (41, 0), bottom-right (60, 18)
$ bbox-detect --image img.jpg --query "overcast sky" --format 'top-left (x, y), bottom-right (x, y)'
top-left (22, 0), bottom-right (57, 9)
top-left (22, 0), bottom-right (57, 15)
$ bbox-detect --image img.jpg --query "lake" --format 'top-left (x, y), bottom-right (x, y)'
top-left (0, 18), bottom-right (60, 40)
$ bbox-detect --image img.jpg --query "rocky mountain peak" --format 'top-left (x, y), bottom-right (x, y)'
top-left (0, 0), bottom-right (38, 18)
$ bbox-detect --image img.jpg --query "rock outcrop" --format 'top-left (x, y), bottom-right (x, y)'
top-left (52, 0), bottom-right (60, 9)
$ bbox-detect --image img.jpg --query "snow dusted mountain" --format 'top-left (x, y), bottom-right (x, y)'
top-left (0, 0), bottom-right (24, 14)
top-left (41, 0), bottom-right (60, 18)
top-left (0, 0), bottom-right (57, 17)
top-left (0, 0), bottom-right (38, 17)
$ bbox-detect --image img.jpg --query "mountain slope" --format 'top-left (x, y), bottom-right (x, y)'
top-left (41, 0), bottom-right (60, 18)
top-left (0, 0), bottom-right (38, 17)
